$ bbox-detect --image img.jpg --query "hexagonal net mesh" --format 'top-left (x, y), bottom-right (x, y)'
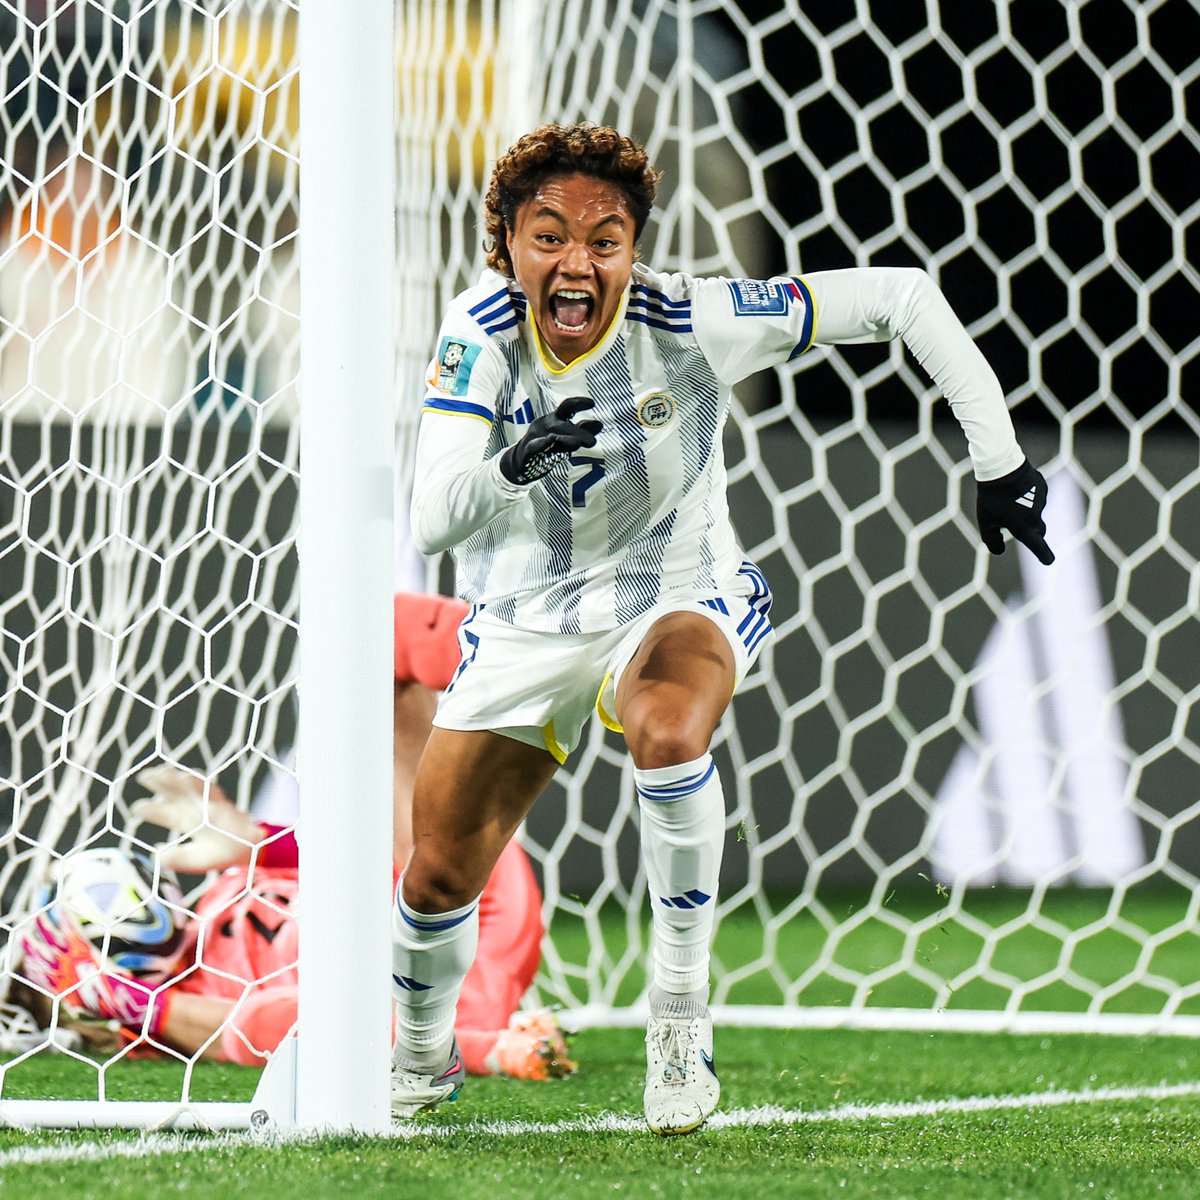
top-left (0, 0), bottom-right (301, 1084)
top-left (468, 0), bottom-right (1200, 1033)
top-left (1, 0), bottom-right (1199, 1121)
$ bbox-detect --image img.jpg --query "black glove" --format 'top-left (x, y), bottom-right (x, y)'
top-left (499, 396), bottom-right (602, 485)
top-left (975, 458), bottom-right (1055, 565)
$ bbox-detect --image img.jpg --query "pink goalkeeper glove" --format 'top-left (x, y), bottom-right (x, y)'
top-left (18, 905), bottom-right (172, 1038)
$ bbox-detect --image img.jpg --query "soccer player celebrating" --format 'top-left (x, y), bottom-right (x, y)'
top-left (395, 122), bottom-right (1054, 1134)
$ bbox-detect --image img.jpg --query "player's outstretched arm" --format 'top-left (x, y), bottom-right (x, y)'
top-left (804, 267), bottom-right (1054, 565)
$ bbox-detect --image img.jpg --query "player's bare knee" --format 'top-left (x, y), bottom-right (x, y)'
top-left (400, 860), bottom-right (480, 914)
top-left (623, 706), bottom-right (711, 770)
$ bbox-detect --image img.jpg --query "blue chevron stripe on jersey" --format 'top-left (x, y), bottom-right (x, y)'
top-left (630, 282), bottom-right (692, 310)
top-left (626, 310), bottom-right (695, 334)
top-left (786, 275), bottom-right (817, 358)
top-left (479, 314), bottom-right (519, 335)
top-left (468, 286), bottom-right (511, 318)
top-left (628, 283), bottom-right (695, 333)
top-left (423, 396), bottom-right (494, 422)
top-left (470, 286), bottom-right (524, 337)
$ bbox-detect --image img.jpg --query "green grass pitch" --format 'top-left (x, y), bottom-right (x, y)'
top-left (2, 1028), bottom-right (1199, 1199)
top-left (3, 888), bottom-right (1199, 1198)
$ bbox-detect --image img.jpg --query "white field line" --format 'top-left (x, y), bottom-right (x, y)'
top-left (0, 1131), bottom-right (252, 1168)
top-left (389, 1081), bottom-right (1200, 1139)
top-left (2, 1080), bottom-right (1199, 1166)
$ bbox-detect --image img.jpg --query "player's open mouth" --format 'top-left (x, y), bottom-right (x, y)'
top-left (550, 289), bottom-right (594, 333)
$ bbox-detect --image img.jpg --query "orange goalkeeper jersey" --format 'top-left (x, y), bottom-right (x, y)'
top-left (173, 840), bottom-right (541, 1069)
top-left (176, 866), bottom-right (300, 1001)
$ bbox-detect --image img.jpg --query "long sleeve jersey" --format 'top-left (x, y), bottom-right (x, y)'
top-left (411, 264), bottom-right (1022, 634)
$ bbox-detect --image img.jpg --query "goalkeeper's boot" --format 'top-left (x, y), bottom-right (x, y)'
top-left (484, 1008), bottom-right (578, 1080)
top-left (390, 1038), bottom-right (466, 1117)
top-left (643, 1000), bottom-right (720, 1136)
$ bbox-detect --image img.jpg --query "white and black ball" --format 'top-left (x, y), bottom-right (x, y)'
top-left (52, 848), bottom-right (186, 981)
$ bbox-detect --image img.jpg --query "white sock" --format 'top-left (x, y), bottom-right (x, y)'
top-left (634, 752), bottom-right (725, 1003)
top-left (392, 882), bottom-right (479, 1067)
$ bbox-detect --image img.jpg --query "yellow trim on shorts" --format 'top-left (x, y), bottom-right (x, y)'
top-left (594, 671), bottom-right (624, 733)
top-left (541, 720), bottom-right (568, 764)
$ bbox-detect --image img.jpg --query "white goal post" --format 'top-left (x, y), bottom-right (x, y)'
top-left (0, 0), bottom-right (394, 1132)
top-left (3, 0), bottom-right (1200, 1133)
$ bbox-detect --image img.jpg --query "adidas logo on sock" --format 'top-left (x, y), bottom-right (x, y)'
top-left (1015, 487), bottom-right (1037, 508)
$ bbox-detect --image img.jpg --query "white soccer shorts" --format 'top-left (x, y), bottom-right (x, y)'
top-left (434, 563), bottom-right (774, 761)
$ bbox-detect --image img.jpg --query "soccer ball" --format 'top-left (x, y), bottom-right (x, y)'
top-left (52, 848), bottom-right (187, 981)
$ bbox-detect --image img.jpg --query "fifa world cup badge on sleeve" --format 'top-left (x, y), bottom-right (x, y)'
top-left (727, 278), bottom-right (794, 316)
top-left (435, 337), bottom-right (482, 397)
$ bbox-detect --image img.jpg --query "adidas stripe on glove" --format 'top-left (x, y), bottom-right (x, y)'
top-left (499, 397), bottom-right (601, 485)
top-left (975, 458), bottom-right (1055, 565)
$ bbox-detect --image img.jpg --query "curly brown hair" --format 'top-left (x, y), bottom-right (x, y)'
top-left (484, 123), bottom-right (661, 278)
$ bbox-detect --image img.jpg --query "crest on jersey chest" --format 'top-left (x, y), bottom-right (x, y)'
top-left (636, 392), bottom-right (677, 429)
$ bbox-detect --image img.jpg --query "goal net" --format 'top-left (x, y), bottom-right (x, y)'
top-left (0, 0), bottom-right (303, 1125)
top-left (408, 0), bottom-right (1200, 1035)
top-left (2, 0), bottom-right (1198, 1129)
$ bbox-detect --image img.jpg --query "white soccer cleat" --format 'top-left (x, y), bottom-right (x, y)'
top-left (390, 1038), bottom-right (466, 1117)
top-left (643, 1002), bottom-right (720, 1135)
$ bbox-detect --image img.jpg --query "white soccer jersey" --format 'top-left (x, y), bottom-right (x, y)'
top-left (411, 263), bottom-right (1023, 634)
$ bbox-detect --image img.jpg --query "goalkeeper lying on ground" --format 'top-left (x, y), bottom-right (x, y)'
top-left (17, 592), bottom-right (574, 1082)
